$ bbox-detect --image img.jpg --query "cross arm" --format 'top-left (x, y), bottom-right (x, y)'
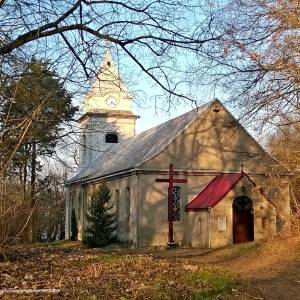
top-left (155, 179), bottom-right (169, 183)
top-left (173, 179), bottom-right (187, 183)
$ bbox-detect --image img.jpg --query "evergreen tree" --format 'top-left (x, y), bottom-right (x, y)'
top-left (84, 184), bottom-right (116, 248)
top-left (1, 61), bottom-right (77, 176)
top-left (0, 60), bottom-right (77, 242)
top-left (70, 209), bottom-right (78, 241)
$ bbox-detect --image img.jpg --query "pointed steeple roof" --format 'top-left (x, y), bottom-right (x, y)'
top-left (97, 46), bottom-right (117, 78)
top-left (83, 46), bottom-right (132, 113)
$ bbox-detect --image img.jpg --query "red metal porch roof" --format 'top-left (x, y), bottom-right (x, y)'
top-left (186, 173), bottom-right (245, 211)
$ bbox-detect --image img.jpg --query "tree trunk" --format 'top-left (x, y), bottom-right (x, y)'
top-left (28, 141), bottom-right (37, 243)
top-left (22, 144), bottom-right (28, 198)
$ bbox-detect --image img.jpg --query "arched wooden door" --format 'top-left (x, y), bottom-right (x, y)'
top-left (233, 196), bottom-right (254, 243)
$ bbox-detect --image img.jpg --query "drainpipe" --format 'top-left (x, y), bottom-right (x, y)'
top-left (208, 207), bottom-right (211, 248)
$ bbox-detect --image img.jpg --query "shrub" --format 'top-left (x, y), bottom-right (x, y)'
top-left (84, 184), bottom-right (116, 247)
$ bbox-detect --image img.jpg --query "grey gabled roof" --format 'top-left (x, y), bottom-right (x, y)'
top-left (67, 102), bottom-right (210, 184)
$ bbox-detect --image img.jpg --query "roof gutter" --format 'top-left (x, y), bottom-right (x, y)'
top-left (78, 168), bottom-right (135, 186)
top-left (66, 167), bottom-right (293, 187)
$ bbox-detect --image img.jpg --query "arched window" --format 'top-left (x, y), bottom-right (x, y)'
top-left (105, 133), bottom-right (118, 143)
top-left (82, 134), bottom-right (87, 160)
top-left (124, 187), bottom-right (131, 237)
top-left (233, 196), bottom-right (253, 212)
top-left (115, 189), bottom-right (120, 216)
top-left (77, 193), bottom-right (81, 221)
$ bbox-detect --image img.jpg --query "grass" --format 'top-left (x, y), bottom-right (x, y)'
top-left (33, 239), bottom-right (83, 248)
top-left (85, 253), bottom-right (125, 264)
top-left (180, 269), bottom-right (236, 300)
top-left (28, 240), bottom-right (269, 300)
top-left (235, 240), bottom-right (262, 256)
top-left (78, 251), bottom-right (237, 299)
top-left (149, 269), bottom-right (235, 300)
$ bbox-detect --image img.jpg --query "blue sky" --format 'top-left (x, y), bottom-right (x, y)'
top-left (101, 46), bottom-right (225, 133)
top-left (71, 44), bottom-right (265, 145)
top-left (133, 92), bottom-right (211, 133)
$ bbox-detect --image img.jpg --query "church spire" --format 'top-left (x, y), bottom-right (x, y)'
top-left (83, 46), bottom-right (132, 113)
top-left (79, 45), bottom-right (138, 167)
top-left (98, 45), bottom-right (116, 75)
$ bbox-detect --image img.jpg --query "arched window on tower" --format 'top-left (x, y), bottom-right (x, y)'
top-left (105, 133), bottom-right (118, 143)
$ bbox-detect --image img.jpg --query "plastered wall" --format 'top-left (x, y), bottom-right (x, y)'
top-left (66, 101), bottom-right (289, 248)
top-left (209, 178), bottom-right (277, 248)
top-left (135, 174), bottom-right (209, 247)
top-left (79, 115), bottom-right (136, 166)
top-left (141, 104), bottom-right (287, 175)
top-left (66, 175), bottom-right (139, 245)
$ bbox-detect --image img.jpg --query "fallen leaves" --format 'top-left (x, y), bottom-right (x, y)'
top-left (0, 245), bottom-right (235, 299)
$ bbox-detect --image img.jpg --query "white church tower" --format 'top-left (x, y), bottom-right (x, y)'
top-left (78, 47), bottom-right (139, 167)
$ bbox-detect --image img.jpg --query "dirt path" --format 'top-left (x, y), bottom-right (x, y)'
top-left (130, 236), bottom-right (300, 299)
top-left (251, 264), bottom-right (300, 300)
top-left (219, 238), bottom-right (300, 300)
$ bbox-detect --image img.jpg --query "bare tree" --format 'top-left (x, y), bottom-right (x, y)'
top-left (0, 1), bottom-right (224, 176)
top-left (198, 0), bottom-right (300, 127)
top-left (0, 1), bottom-right (220, 245)
top-left (0, 0), bottom-right (222, 103)
top-left (267, 116), bottom-right (300, 231)
top-left (2, 1), bottom-right (299, 125)
top-left (0, 0), bottom-right (225, 188)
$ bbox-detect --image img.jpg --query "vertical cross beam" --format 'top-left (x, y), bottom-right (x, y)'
top-left (168, 164), bottom-right (174, 244)
top-left (155, 164), bottom-right (187, 246)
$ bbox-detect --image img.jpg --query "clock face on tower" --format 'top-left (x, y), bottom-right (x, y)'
top-left (106, 97), bottom-right (119, 108)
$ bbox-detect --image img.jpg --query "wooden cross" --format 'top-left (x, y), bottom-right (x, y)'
top-left (241, 162), bottom-right (245, 173)
top-left (155, 164), bottom-right (187, 246)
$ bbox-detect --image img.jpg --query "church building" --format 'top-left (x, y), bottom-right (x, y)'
top-left (65, 48), bottom-right (290, 248)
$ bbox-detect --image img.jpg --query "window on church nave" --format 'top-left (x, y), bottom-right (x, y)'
top-left (115, 189), bottom-right (120, 216)
top-left (77, 193), bottom-right (82, 221)
top-left (82, 134), bottom-right (87, 159)
top-left (105, 133), bottom-right (118, 143)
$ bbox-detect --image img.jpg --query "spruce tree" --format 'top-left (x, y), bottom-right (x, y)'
top-left (84, 184), bottom-right (116, 248)
top-left (70, 209), bottom-right (78, 241)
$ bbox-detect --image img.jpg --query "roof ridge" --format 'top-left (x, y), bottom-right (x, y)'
top-left (132, 102), bottom-right (211, 168)
top-left (106, 102), bottom-right (209, 157)
top-left (134, 102), bottom-right (209, 138)
top-left (66, 100), bottom-right (214, 184)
